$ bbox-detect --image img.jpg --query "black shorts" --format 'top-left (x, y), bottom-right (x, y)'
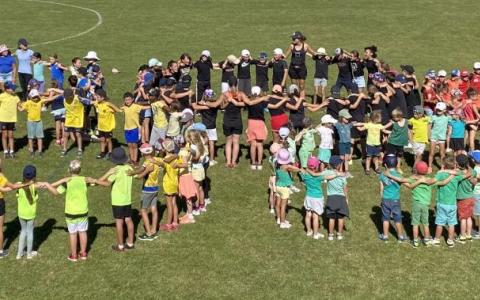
top-left (351, 127), bottom-right (366, 139)
top-left (0, 199), bottom-right (4, 216)
top-left (112, 204), bottom-right (132, 219)
top-left (450, 138), bottom-right (465, 151)
top-left (54, 115), bottom-right (65, 122)
top-left (64, 127), bottom-right (82, 133)
top-left (385, 143), bottom-right (404, 158)
top-left (98, 131), bottom-right (113, 138)
top-left (288, 65), bottom-right (307, 80)
top-left (326, 195), bottom-right (349, 219)
top-left (1, 122), bottom-right (15, 131)
top-left (223, 123), bottom-right (243, 136)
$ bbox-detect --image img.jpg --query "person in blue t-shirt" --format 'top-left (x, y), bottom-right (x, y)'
top-left (0, 44), bottom-right (16, 86)
top-left (48, 54), bottom-right (68, 89)
top-left (447, 109), bottom-right (476, 156)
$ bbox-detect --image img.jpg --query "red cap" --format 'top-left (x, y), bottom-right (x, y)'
top-left (461, 70), bottom-right (469, 77)
top-left (415, 161), bottom-right (429, 175)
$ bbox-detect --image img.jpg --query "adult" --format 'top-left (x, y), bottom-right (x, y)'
top-left (368, 83), bottom-right (390, 125)
top-left (237, 49), bottom-right (252, 95)
top-left (389, 74), bottom-right (409, 117)
top-left (178, 53), bottom-right (192, 80)
top-left (269, 48), bottom-right (288, 87)
top-left (350, 50), bottom-right (366, 93)
top-left (218, 55), bottom-right (238, 93)
top-left (331, 48), bottom-right (357, 95)
top-left (285, 32), bottom-right (316, 92)
top-left (0, 44), bottom-right (16, 89)
top-left (401, 65), bottom-right (421, 118)
top-left (268, 85), bottom-right (291, 142)
top-left (15, 39), bottom-right (34, 100)
top-left (193, 50), bottom-right (216, 102)
top-left (364, 45), bottom-right (380, 85)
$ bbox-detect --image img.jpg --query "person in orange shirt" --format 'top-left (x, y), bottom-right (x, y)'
top-left (459, 70), bottom-right (470, 99)
top-left (447, 69), bottom-right (460, 91)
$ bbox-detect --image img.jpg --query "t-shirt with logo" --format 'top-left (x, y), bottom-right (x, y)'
top-left (312, 55), bottom-right (329, 79)
top-left (331, 56), bottom-right (352, 80)
top-left (379, 170), bottom-right (401, 201)
top-left (95, 101), bottom-right (116, 132)
top-left (237, 59), bottom-right (251, 79)
top-left (218, 60), bottom-right (235, 83)
top-left (251, 60), bottom-right (269, 84)
top-left (122, 104), bottom-right (143, 130)
top-left (142, 159), bottom-right (160, 193)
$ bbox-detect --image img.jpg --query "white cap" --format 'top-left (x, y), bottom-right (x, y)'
top-left (148, 58), bottom-right (162, 68)
top-left (279, 127), bottom-right (290, 138)
top-left (251, 86), bottom-right (261, 96)
top-left (435, 102), bottom-right (447, 111)
top-left (273, 48), bottom-right (284, 56)
top-left (321, 114), bottom-right (338, 124)
top-left (28, 89), bottom-right (40, 98)
top-left (317, 47), bottom-right (327, 55)
top-left (241, 49), bottom-right (250, 57)
top-left (201, 50), bottom-right (211, 57)
top-left (474, 62), bottom-right (480, 69)
top-left (438, 70), bottom-right (447, 77)
top-left (288, 84), bottom-right (299, 95)
top-left (335, 48), bottom-right (342, 55)
top-left (83, 51), bottom-right (100, 61)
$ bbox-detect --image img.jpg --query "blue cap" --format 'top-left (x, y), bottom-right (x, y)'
top-left (259, 52), bottom-right (268, 59)
top-left (192, 122), bottom-right (207, 132)
top-left (23, 165), bottom-right (36, 180)
top-left (373, 72), bottom-right (385, 82)
top-left (329, 155), bottom-right (343, 167)
top-left (451, 69), bottom-right (460, 77)
top-left (4, 81), bottom-right (16, 90)
top-left (395, 74), bottom-right (407, 84)
top-left (469, 151), bottom-right (480, 164)
top-left (383, 154), bottom-right (398, 168)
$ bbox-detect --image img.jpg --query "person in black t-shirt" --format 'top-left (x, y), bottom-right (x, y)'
top-left (237, 49), bottom-right (252, 96)
top-left (348, 93), bottom-right (370, 161)
top-left (193, 50), bottom-right (219, 102)
top-left (251, 52), bottom-right (270, 93)
top-left (350, 50), bottom-right (366, 93)
top-left (269, 48), bottom-right (289, 88)
top-left (364, 45), bottom-right (380, 86)
top-left (331, 48), bottom-right (358, 95)
top-left (285, 31), bottom-right (317, 92)
top-left (312, 47), bottom-right (331, 104)
top-left (178, 53), bottom-right (193, 81)
top-left (218, 55), bottom-right (239, 94)
top-left (287, 84), bottom-right (327, 132)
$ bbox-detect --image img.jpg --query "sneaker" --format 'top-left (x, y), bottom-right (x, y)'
top-left (423, 238), bottom-right (433, 246)
top-left (138, 233), bottom-right (154, 241)
top-left (346, 172), bottom-right (353, 178)
top-left (9, 152), bottom-right (15, 159)
top-left (27, 251), bottom-right (38, 259)
top-left (269, 208), bottom-right (275, 214)
top-left (199, 206), bottom-right (207, 213)
top-left (279, 222), bottom-right (291, 229)
top-left (111, 245), bottom-right (125, 252)
top-left (290, 186), bottom-right (300, 193)
top-left (447, 239), bottom-right (455, 247)
top-left (0, 250), bottom-right (9, 258)
top-left (328, 233), bottom-right (335, 241)
top-left (412, 239), bottom-right (420, 248)
top-left (337, 234), bottom-right (344, 240)
top-left (209, 160), bottom-right (218, 167)
top-left (313, 233), bottom-right (325, 240)
top-left (250, 165), bottom-right (256, 170)
top-left (348, 160), bottom-right (353, 166)
top-left (150, 232), bottom-right (159, 239)
top-left (77, 150), bottom-right (83, 158)
top-left (67, 254), bottom-right (78, 262)
top-left (192, 209), bottom-right (200, 216)
top-left (257, 165), bottom-right (263, 170)
top-left (276, 218), bottom-right (280, 225)
top-left (60, 150), bottom-right (67, 157)
top-left (398, 235), bottom-right (409, 243)
top-left (16, 255), bottom-right (23, 260)
top-left (472, 233), bottom-right (480, 240)
top-left (466, 235), bottom-right (473, 242)
top-left (378, 234), bottom-right (389, 242)
top-left (205, 198), bottom-right (212, 205)
top-left (96, 152), bottom-right (106, 159)
top-left (306, 231), bottom-right (313, 237)
top-left (431, 238), bottom-right (441, 246)
top-left (79, 252), bottom-right (88, 260)
top-left (456, 235), bottom-right (467, 244)
top-left (125, 243), bottom-right (135, 250)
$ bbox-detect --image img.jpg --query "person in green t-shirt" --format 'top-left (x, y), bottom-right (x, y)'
top-left (45, 160), bottom-right (96, 262)
top-left (454, 154), bottom-right (476, 243)
top-left (95, 147), bottom-right (135, 251)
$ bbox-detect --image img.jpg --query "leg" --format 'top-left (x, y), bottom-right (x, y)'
top-left (107, 137), bottom-right (113, 154)
top-left (225, 135), bottom-right (233, 166)
top-left (115, 219), bottom-right (125, 246)
top-left (69, 233), bottom-right (78, 256)
top-left (280, 198), bottom-right (288, 223)
top-left (79, 232), bottom-right (88, 254)
top-left (166, 196), bottom-right (173, 224)
top-left (329, 218), bottom-right (335, 235)
top-left (26, 220), bottom-right (34, 255)
top-left (423, 224), bottom-right (431, 239)
top-left (232, 134), bottom-right (240, 166)
top-left (28, 138), bottom-right (33, 153)
top-left (249, 140), bottom-right (257, 166)
top-left (428, 142), bottom-right (436, 170)
top-left (447, 225), bottom-right (455, 241)
top-left (312, 213), bottom-right (319, 235)
top-left (140, 208), bottom-right (151, 234)
top-left (100, 137), bottom-right (106, 154)
top-left (150, 206), bottom-right (158, 234)
top-left (434, 225), bottom-right (443, 240)
top-left (171, 198), bottom-right (178, 225)
top-left (75, 132), bottom-right (83, 152)
top-left (338, 218), bottom-right (345, 235)
top-left (132, 143), bottom-right (138, 162)
top-left (467, 217), bottom-right (473, 237)
top-left (209, 140), bottom-right (215, 161)
top-left (17, 219), bottom-right (27, 257)
top-left (0, 215), bottom-right (4, 251)
top-left (37, 138), bottom-right (43, 153)
top-left (394, 222), bottom-right (404, 237)
top-left (125, 217), bottom-right (134, 245)
top-left (413, 225), bottom-right (419, 240)
top-left (313, 86), bottom-right (319, 104)
top-left (8, 130), bottom-right (14, 152)
top-left (305, 211), bottom-right (312, 234)
top-left (460, 218), bottom-right (467, 236)
top-left (382, 221), bottom-right (390, 237)
top-left (365, 157), bottom-right (371, 171)
top-left (439, 143), bottom-right (446, 168)
top-left (1, 130), bottom-right (7, 153)
top-left (321, 85), bottom-right (327, 103)
top-left (256, 141), bottom-right (264, 165)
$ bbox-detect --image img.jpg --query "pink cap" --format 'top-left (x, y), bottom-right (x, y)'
top-left (307, 157), bottom-right (320, 169)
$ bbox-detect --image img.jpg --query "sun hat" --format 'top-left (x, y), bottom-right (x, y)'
top-left (28, 89), bottom-right (40, 99)
top-left (329, 155), bottom-right (343, 168)
top-left (148, 58), bottom-right (162, 68)
top-left (400, 65), bottom-right (415, 74)
top-left (23, 165), bottom-right (36, 180)
top-left (338, 109), bottom-right (352, 119)
top-left (321, 114), bottom-right (337, 124)
top-left (307, 157), bottom-right (320, 169)
top-left (317, 47), bottom-right (327, 55)
top-left (451, 69), bottom-right (460, 77)
top-left (139, 143), bottom-right (153, 155)
top-left (415, 161), bottom-right (429, 175)
top-left (276, 149), bottom-right (291, 165)
top-left (273, 48), bottom-right (284, 56)
top-left (162, 139), bottom-right (175, 153)
top-left (278, 127), bottom-right (290, 138)
top-left (269, 142), bottom-right (282, 155)
top-left (288, 84), bottom-right (299, 95)
top-left (0, 44), bottom-right (9, 53)
top-left (469, 150), bottom-right (480, 164)
top-left (180, 108), bottom-right (194, 123)
top-left (251, 86), bottom-right (261, 96)
top-left (461, 70), bottom-right (469, 77)
top-left (383, 154), bottom-right (398, 168)
top-left (18, 38), bottom-right (28, 46)
top-left (394, 74), bottom-right (407, 84)
top-left (201, 50), bottom-right (211, 57)
top-left (192, 122), bottom-right (207, 132)
top-left (241, 49), bottom-right (250, 57)
top-left (4, 81), bottom-right (16, 91)
top-left (110, 147), bottom-right (128, 164)
top-left (438, 70), bottom-right (447, 77)
top-left (204, 89), bottom-right (215, 98)
top-left (259, 52), bottom-right (268, 59)
top-left (84, 51), bottom-right (100, 61)
top-left (227, 54), bottom-right (240, 65)
top-left (474, 62), bottom-right (480, 70)
top-left (435, 102), bottom-right (447, 111)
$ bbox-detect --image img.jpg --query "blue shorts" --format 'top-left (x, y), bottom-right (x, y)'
top-left (474, 194), bottom-right (480, 216)
top-left (125, 128), bottom-right (140, 144)
top-left (317, 148), bottom-right (331, 163)
top-left (353, 76), bottom-right (366, 88)
top-left (381, 199), bottom-right (402, 223)
top-left (338, 142), bottom-right (351, 156)
top-left (435, 203), bottom-right (457, 226)
top-left (27, 121), bottom-right (44, 139)
top-left (366, 144), bottom-right (381, 157)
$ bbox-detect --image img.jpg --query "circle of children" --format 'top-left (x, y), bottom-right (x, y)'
top-left (0, 31), bottom-right (480, 261)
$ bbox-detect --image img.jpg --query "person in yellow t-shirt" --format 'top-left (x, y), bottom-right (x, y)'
top-left (93, 89), bottom-right (121, 160)
top-left (408, 106), bottom-right (430, 165)
top-left (62, 88), bottom-right (85, 158)
top-left (0, 82), bottom-right (22, 158)
top-left (121, 92), bottom-right (150, 164)
top-left (148, 89), bottom-right (168, 145)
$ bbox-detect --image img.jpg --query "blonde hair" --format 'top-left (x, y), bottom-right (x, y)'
top-left (391, 108), bottom-right (403, 119)
top-left (370, 110), bottom-right (382, 124)
top-left (69, 160), bottom-right (82, 174)
top-left (191, 131), bottom-right (205, 157)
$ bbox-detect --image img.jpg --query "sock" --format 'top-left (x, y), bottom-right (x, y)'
top-left (3, 150), bottom-right (7, 154)
top-left (9, 149), bottom-right (13, 154)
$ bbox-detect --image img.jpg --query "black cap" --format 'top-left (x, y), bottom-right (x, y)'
top-left (91, 65), bottom-right (100, 73)
top-left (400, 65), bottom-right (415, 74)
top-left (23, 165), bottom-right (36, 180)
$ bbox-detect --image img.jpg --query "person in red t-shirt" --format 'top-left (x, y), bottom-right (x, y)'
top-left (463, 88), bottom-right (480, 150)
top-left (422, 71), bottom-right (438, 114)
top-left (459, 70), bottom-right (470, 99)
top-left (469, 62), bottom-right (480, 93)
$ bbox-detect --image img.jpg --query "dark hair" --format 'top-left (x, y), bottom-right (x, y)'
top-left (138, 64), bottom-right (149, 72)
top-left (22, 182), bottom-right (36, 205)
top-left (50, 53), bottom-right (58, 59)
top-left (33, 52), bottom-right (42, 59)
top-left (180, 53), bottom-right (191, 62)
top-left (71, 56), bottom-right (81, 63)
top-left (351, 50), bottom-right (359, 58)
top-left (168, 60), bottom-right (177, 69)
top-left (364, 45), bottom-right (378, 58)
top-left (467, 87), bottom-right (478, 98)
top-left (170, 100), bottom-right (181, 112)
top-left (67, 75), bottom-right (77, 88)
top-left (123, 92), bottom-right (134, 99)
top-left (444, 157), bottom-right (456, 169)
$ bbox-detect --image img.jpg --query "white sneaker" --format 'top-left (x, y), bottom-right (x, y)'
top-left (276, 218), bottom-right (280, 225)
top-left (306, 231), bottom-right (313, 237)
top-left (250, 165), bottom-right (256, 170)
top-left (290, 186), bottom-right (300, 193)
top-left (313, 233), bottom-right (325, 240)
top-left (337, 234), bottom-right (344, 240)
top-left (209, 160), bottom-right (218, 166)
top-left (348, 160), bottom-right (353, 166)
top-left (27, 251), bottom-right (38, 259)
top-left (192, 210), bottom-right (200, 216)
top-left (269, 208), bottom-right (275, 214)
top-left (257, 165), bottom-right (263, 170)
top-left (446, 148), bottom-right (453, 153)
top-left (200, 206), bottom-right (207, 213)
top-left (205, 198), bottom-right (212, 205)
top-left (328, 234), bottom-right (334, 241)
top-left (279, 222), bottom-right (292, 229)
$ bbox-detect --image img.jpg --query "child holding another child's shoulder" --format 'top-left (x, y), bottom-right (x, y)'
top-left (427, 102), bottom-right (450, 173)
top-left (295, 117), bottom-right (317, 168)
top-left (408, 106), bottom-right (430, 165)
top-left (316, 114), bottom-right (336, 170)
top-left (334, 109), bottom-right (354, 175)
top-left (383, 108), bottom-right (409, 173)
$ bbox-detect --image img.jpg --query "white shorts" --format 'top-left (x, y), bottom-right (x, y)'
top-left (66, 218), bottom-right (88, 234)
top-left (314, 78), bottom-right (328, 87)
top-left (206, 128), bottom-right (217, 141)
top-left (304, 196), bottom-right (324, 216)
top-left (412, 142), bottom-right (426, 155)
top-left (150, 125), bottom-right (167, 145)
top-left (353, 76), bottom-right (366, 88)
top-left (221, 82), bottom-right (229, 94)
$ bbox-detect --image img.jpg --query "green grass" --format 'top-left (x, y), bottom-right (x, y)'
top-left (1, 0), bottom-right (480, 299)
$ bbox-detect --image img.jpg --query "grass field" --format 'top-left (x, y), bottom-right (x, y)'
top-left (1, 0), bottom-right (480, 299)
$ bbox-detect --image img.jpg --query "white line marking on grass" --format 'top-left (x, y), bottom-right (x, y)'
top-left (25, 0), bottom-right (103, 46)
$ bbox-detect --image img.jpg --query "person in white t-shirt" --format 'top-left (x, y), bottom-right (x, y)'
top-left (316, 114), bottom-right (337, 171)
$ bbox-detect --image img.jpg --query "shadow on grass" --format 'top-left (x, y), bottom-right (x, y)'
top-left (33, 218), bottom-right (56, 250)
top-left (3, 217), bottom-right (20, 251)
top-left (370, 206), bottom-right (413, 239)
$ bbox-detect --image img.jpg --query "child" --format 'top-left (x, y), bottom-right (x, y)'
top-left (93, 89), bottom-right (120, 159)
top-left (45, 160), bottom-right (95, 261)
top-left (447, 109), bottom-right (472, 156)
top-left (129, 144), bottom-right (160, 240)
top-left (166, 101), bottom-right (183, 139)
top-left (384, 108), bottom-right (409, 173)
top-left (174, 137), bottom-right (197, 225)
top-left (464, 88), bottom-right (480, 150)
top-left (48, 54), bottom-right (68, 88)
top-left (31, 52), bottom-right (46, 93)
top-left (121, 92), bottom-right (150, 164)
top-left (62, 88), bottom-right (87, 158)
top-left (377, 155), bottom-right (409, 242)
top-left (47, 84), bottom-right (66, 145)
top-left (312, 48), bottom-right (330, 104)
top-left (149, 89), bottom-right (168, 144)
top-left (470, 151), bottom-right (480, 239)
top-left (316, 114), bottom-right (336, 170)
top-left (295, 117), bottom-right (316, 168)
top-left (0, 82), bottom-right (21, 158)
top-left (275, 149), bottom-right (301, 229)
top-left (189, 130), bottom-right (208, 213)
top-left (95, 147), bottom-right (135, 251)
top-left (408, 106), bottom-right (430, 165)
top-left (268, 142), bottom-right (282, 214)
top-left (323, 156), bottom-right (349, 240)
top-left (354, 110), bottom-right (385, 175)
top-left (455, 154), bottom-right (477, 243)
top-left (279, 126), bottom-right (296, 166)
top-left (334, 109), bottom-right (354, 175)
top-left (427, 102), bottom-right (450, 173)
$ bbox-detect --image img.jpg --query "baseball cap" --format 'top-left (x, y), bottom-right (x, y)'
top-left (469, 150), bottom-right (480, 164)
top-left (148, 58), bottom-right (162, 68)
top-left (192, 122), bottom-right (207, 132)
top-left (4, 81), bottom-right (16, 90)
top-left (273, 48), bottom-right (284, 56)
top-left (180, 108), bottom-right (194, 123)
top-left (456, 154), bottom-right (469, 168)
top-left (451, 69), bottom-right (460, 77)
top-left (461, 70), bottom-right (469, 77)
top-left (259, 52), bottom-right (268, 59)
top-left (28, 89), bottom-right (40, 99)
top-left (241, 49), bottom-right (250, 57)
top-left (435, 102), bottom-right (447, 111)
top-left (438, 70), bottom-right (447, 77)
top-left (335, 48), bottom-right (343, 55)
top-left (288, 84), bottom-right (299, 95)
top-left (317, 47), bottom-right (327, 55)
top-left (139, 143), bottom-right (153, 155)
top-left (400, 65), bottom-right (415, 74)
top-left (329, 156), bottom-right (343, 167)
top-left (307, 157), bottom-right (320, 169)
top-left (278, 127), bottom-right (290, 138)
top-left (321, 114), bottom-right (337, 124)
top-left (291, 31), bottom-right (304, 40)
top-left (474, 62), bottom-right (480, 70)
top-left (383, 154), bottom-right (398, 168)
top-left (394, 74), bottom-right (407, 84)
top-left (23, 165), bottom-right (36, 180)
top-left (201, 50), bottom-right (211, 57)
top-left (251, 86), bottom-right (261, 96)
top-left (414, 161), bottom-right (428, 175)
top-left (338, 109), bottom-right (352, 119)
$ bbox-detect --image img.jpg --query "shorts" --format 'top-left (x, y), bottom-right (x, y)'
top-left (326, 195), bottom-right (349, 219)
top-left (112, 204), bottom-right (132, 219)
top-left (66, 217), bottom-right (88, 234)
top-left (353, 76), bottom-right (366, 88)
top-left (27, 121), bottom-right (44, 139)
top-left (275, 186), bottom-right (291, 200)
top-left (411, 201), bottom-right (429, 225)
top-left (457, 198), bottom-right (475, 219)
top-left (141, 192), bottom-right (158, 209)
top-left (206, 128), bottom-right (217, 141)
top-left (140, 108), bottom-right (152, 121)
top-left (304, 196), bottom-right (324, 216)
top-left (288, 65), bottom-right (307, 80)
top-left (450, 138), bottom-right (465, 151)
top-left (385, 143), bottom-right (404, 157)
top-left (314, 78), bottom-right (328, 87)
top-left (0, 199), bottom-right (5, 216)
top-left (270, 113), bottom-right (289, 132)
top-left (246, 119), bottom-right (267, 142)
top-left (238, 78), bottom-right (252, 96)
top-left (381, 199), bottom-right (402, 223)
top-left (221, 82), bottom-right (230, 94)
top-left (366, 144), bottom-right (381, 157)
top-left (124, 128), bottom-right (140, 144)
top-left (223, 123), bottom-right (242, 136)
top-left (64, 126), bottom-right (82, 133)
top-left (150, 125), bottom-right (167, 144)
top-left (435, 203), bottom-right (457, 226)
top-left (338, 142), bottom-right (351, 156)
top-left (0, 72), bottom-right (13, 83)
top-left (179, 174), bottom-right (197, 199)
top-left (98, 130), bottom-right (113, 138)
top-left (411, 142), bottom-right (426, 155)
top-left (1, 122), bottom-right (15, 131)
top-left (191, 167), bottom-right (205, 182)
top-left (474, 194), bottom-right (480, 216)
top-left (430, 138), bottom-right (446, 144)
top-left (317, 148), bottom-right (331, 163)
top-left (51, 108), bottom-right (66, 121)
